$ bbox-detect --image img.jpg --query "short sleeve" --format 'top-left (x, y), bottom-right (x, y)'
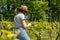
top-left (19, 14), bottom-right (25, 20)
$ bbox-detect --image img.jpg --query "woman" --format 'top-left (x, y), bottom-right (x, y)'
top-left (14, 5), bottom-right (31, 40)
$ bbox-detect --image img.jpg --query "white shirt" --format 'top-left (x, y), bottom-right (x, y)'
top-left (14, 12), bottom-right (25, 28)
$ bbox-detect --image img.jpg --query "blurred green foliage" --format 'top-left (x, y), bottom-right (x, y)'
top-left (49, 0), bottom-right (60, 21)
top-left (28, 21), bottom-right (59, 40)
top-left (0, 21), bottom-right (59, 40)
top-left (0, 0), bottom-right (60, 21)
top-left (0, 0), bottom-right (60, 40)
top-left (0, 21), bottom-right (17, 40)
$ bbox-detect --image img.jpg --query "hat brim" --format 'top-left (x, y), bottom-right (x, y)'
top-left (17, 7), bottom-right (29, 13)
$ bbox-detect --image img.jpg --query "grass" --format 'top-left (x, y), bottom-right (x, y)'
top-left (31, 38), bottom-right (51, 40)
top-left (41, 38), bottom-right (51, 40)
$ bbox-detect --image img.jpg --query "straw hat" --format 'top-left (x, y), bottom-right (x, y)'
top-left (17, 5), bottom-right (29, 12)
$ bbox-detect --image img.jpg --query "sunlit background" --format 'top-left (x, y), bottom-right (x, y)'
top-left (0, 0), bottom-right (60, 40)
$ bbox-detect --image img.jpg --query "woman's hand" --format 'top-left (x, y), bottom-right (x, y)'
top-left (28, 23), bottom-right (32, 27)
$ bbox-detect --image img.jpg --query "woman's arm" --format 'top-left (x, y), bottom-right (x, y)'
top-left (22, 20), bottom-right (31, 28)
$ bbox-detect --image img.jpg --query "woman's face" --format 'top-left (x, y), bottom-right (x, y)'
top-left (23, 11), bottom-right (27, 14)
